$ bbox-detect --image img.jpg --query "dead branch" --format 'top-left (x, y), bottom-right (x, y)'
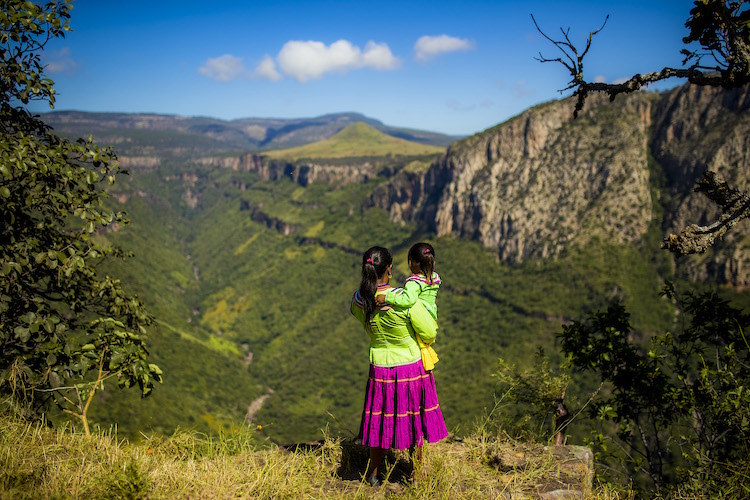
top-left (662, 171), bottom-right (750, 256)
top-left (531, 6), bottom-right (750, 117)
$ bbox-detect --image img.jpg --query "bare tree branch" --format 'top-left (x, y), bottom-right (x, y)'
top-left (531, 2), bottom-right (750, 117)
top-left (662, 171), bottom-right (750, 256)
top-left (533, 3), bottom-right (750, 258)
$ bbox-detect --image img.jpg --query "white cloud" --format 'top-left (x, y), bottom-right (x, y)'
top-left (594, 74), bottom-right (607, 83)
top-left (276, 39), bottom-right (399, 82)
top-left (46, 47), bottom-right (78, 74)
top-left (199, 54), bottom-right (247, 82)
top-left (414, 35), bottom-right (474, 61)
top-left (361, 41), bottom-right (400, 70)
top-left (612, 76), bottom-right (630, 85)
top-left (253, 55), bottom-right (282, 81)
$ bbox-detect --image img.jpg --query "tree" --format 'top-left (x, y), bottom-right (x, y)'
top-left (558, 289), bottom-right (750, 493)
top-left (493, 348), bottom-right (573, 446)
top-left (532, 0), bottom-right (750, 256)
top-left (0, 0), bottom-right (162, 433)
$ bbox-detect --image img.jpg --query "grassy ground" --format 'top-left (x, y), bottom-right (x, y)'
top-left (0, 410), bottom-right (627, 499)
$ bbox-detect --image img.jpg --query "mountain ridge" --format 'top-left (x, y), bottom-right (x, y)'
top-left (40, 110), bottom-right (461, 156)
top-left (263, 122), bottom-right (444, 160)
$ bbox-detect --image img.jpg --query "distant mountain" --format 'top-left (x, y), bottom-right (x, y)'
top-left (264, 122), bottom-right (444, 160)
top-left (39, 111), bottom-right (460, 158)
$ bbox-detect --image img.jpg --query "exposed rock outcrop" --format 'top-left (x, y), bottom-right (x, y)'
top-left (201, 154), bottom-right (383, 187)
top-left (369, 85), bottom-right (748, 287)
top-left (422, 94), bottom-right (655, 263)
top-left (240, 201), bottom-right (295, 235)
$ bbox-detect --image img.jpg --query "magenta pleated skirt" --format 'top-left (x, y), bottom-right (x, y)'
top-left (359, 359), bottom-right (449, 449)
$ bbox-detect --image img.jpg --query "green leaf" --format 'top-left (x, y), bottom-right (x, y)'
top-left (14, 326), bottom-right (30, 342)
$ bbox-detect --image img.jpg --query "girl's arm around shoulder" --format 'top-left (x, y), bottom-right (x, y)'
top-left (383, 280), bottom-right (420, 308)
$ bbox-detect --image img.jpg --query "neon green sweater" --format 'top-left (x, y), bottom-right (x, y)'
top-left (350, 284), bottom-right (437, 367)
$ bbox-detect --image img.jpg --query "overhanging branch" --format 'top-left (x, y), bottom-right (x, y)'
top-left (662, 171), bottom-right (750, 256)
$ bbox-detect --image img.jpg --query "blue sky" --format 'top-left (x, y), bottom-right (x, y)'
top-left (32, 0), bottom-right (696, 135)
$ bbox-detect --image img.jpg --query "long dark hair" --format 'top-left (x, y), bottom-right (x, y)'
top-left (408, 242), bottom-right (435, 284)
top-left (359, 246), bottom-right (392, 325)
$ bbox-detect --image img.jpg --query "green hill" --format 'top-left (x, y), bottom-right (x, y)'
top-left (264, 122), bottom-right (445, 160)
top-left (81, 153), bottom-right (682, 444)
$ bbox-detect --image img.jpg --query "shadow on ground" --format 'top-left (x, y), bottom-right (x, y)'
top-left (283, 438), bottom-right (415, 485)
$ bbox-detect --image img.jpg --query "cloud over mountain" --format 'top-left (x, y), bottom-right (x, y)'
top-left (276, 39), bottom-right (399, 82)
top-left (414, 34), bottom-right (473, 61)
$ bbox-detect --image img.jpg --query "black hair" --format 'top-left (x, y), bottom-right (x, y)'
top-left (408, 242), bottom-right (435, 284)
top-left (359, 246), bottom-right (393, 325)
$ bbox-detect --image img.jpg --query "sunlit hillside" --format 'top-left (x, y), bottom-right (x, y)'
top-left (263, 122), bottom-right (445, 160)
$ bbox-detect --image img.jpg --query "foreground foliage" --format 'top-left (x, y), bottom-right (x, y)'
top-left (0, 0), bottom-right (161, 430)
top-left (496, 287), bottom-right (750, 496)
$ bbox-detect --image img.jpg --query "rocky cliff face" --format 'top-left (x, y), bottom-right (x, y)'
top-left (418, 94), bottom-right (655, 263)
top-left (202, 153), bottom-right (404, 187)
top-left (650, 84), bottom-right (750, 288)
top-left (370, 85), bottom-right (749, 287)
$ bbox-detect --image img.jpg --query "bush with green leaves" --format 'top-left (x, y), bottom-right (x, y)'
top-left (0, 0), bottom-right (161, 431)
top-left (492, 348), bottom-right (571, 442)
top-left (558, 286), bottom-right (749, 493)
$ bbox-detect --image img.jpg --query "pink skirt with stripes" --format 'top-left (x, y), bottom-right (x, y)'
top-left (359, 359), bottom-right (449, 449)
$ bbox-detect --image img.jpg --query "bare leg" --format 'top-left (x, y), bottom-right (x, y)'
top-left (366, 447), bottom-right (386, 483)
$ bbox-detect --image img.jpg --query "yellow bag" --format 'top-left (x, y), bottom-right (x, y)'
top-left (418, 338), bottom-right (438, 371)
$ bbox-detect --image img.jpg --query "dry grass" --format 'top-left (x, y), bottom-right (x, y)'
top-left (0, 413), bottom-right (627, 499)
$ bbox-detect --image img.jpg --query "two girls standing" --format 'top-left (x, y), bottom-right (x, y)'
top-left (350, 243), bottom-right (447, 486)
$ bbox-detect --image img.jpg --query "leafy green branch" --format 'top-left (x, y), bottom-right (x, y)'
top-left (1, 0), bottom-right (162, 427)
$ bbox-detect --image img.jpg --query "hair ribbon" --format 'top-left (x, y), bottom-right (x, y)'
top-left (366, 258), bottom-right (374, 265)
top-left (423, 248), bottom-right (431, 254)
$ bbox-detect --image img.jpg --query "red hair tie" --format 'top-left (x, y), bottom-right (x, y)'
top-left (423, 248), bottom-right (430, 254)
top-left (366, 258), bottom-right (374, 265)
